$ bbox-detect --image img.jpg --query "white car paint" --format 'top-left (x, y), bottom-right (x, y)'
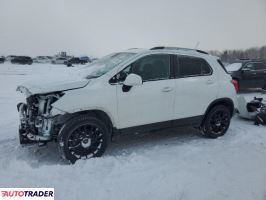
top-left (17, 77), bottom-right (89, 97)
top-left (117, 79), bottom-right (176, 128)
top-left (173, 55), bottom-right (219, 119)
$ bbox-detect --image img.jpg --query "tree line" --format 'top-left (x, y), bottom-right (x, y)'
top-left (208, 45), bottom-right (266, 63)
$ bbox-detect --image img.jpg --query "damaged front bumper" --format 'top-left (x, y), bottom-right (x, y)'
top-left (17, 92), bottom-right (66, 145)
top-left (18, 102), bottom-right (55, 144)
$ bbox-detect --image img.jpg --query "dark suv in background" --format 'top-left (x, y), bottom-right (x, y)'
top-left (0, 56), bottom-right (5, 64)
top-left (64, 57), bottom-right (90, 66)
top-left (11, 56), bottom-right (33, 65)
top-left (226, 60), bottom-right (266, 90)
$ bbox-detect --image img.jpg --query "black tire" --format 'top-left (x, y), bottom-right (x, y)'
top-left (58, 115), bottom-right (110, 163)
top-left (201, 105), bottom-right (231, 138)
top-left (262, 82), bottom-right (266, 91)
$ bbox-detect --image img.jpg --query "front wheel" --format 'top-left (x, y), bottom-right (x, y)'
top-left (58, 115), bottom-right (110, 163)
top-left (201, 105), bottom-right (231, 138)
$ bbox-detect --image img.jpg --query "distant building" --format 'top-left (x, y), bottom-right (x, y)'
top-left (55, 51), bottom-right (71, 59)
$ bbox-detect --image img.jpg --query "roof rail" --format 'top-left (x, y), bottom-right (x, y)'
top-left (150, 46), bottom-right (209, 55)
top-left (150, 46), bottom-right (165, 50)
top-left (237, 58), bottom-right (266, 62)
top-left (128, 48), bottom-right (141, 50)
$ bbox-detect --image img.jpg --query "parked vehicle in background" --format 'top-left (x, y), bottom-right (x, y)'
top-left (64, 57), bottom-right (91, 66)
top-left (11, 56), bottom-right (33, 65)
top-left (0, 56), bottom-right (5, 63)
top-left (64, 57), bottom-right (83, 66)
top-left (33, 56), bottom-right (52, 64)
top-left (5, 55), bottom-right (17, 62)
top-left (226, 60), bottom-right (266, 90)
top-left (80, 56), bottom-right (91, 64)
top-left (17, 46), bottom-right (238, 163)
top-left (51, 57), bottom-right (68, 64)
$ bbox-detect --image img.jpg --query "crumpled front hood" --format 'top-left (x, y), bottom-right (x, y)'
top-left (17, 75), bottom-right (90, 96)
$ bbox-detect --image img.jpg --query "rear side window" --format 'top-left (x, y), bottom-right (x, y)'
top-left (244, 63), bottom-right (255, 70)
top-left (254, 62), bottom-right (266, 70)
top-left (177, 56), bottom-right (212, 77)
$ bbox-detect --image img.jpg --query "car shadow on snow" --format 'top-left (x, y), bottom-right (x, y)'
top-left (15, 127), bottom-right (203, 167)
top-left (107, 127), bottom-right (202, 156)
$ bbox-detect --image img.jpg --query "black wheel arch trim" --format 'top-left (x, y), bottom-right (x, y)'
top-left (54, 109), bottom-right (114, 139)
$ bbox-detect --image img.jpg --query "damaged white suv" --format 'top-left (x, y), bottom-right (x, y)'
top-left (17, 47), bottom-right (238, 163)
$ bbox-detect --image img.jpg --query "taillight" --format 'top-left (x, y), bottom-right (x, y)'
top-left (231, 79), bottom-right (238, 92)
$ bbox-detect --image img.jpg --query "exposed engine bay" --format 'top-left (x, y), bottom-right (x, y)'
top-left (17, 92), bottom-right (64, 145)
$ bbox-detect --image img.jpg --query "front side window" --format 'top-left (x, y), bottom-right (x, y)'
top-left (177, 56), bottom-right (212, 77)
top-left (113, 54), bottom-right (170, 83)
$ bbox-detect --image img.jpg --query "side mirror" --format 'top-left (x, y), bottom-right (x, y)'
top-left (123, 74), bottom-right (142, 86)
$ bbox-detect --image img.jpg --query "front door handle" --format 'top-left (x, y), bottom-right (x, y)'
top-left (162, 87), bottom-right (173, 92)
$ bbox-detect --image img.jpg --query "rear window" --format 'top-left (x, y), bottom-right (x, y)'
top-left (177, 56), bottom-right (212, 77)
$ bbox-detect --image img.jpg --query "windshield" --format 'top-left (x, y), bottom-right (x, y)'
top-left (78, 52), bottom-right (136, 79)
top-left (225, 63), bottom-right (242, 72)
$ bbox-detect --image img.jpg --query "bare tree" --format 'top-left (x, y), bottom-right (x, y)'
top-left (209, 45), bottom-right (266, 63)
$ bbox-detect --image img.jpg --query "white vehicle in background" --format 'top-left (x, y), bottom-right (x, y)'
top-left (5, 55), bottom-right (17, 62)
top-left (51, 57), bottom-right (68, 64)
top-left (33, 56), bottom-right (53, 64)
top-left (17, 47), bottom-right (238, 163)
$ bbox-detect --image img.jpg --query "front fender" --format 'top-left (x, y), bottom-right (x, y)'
top-left (51, 83), bottom-right (118, 128)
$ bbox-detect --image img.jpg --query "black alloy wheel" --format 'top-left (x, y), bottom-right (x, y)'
top-left (58, 115), bottom-right (110, 163)
top-left (201, 105), bottom-right (231, 138)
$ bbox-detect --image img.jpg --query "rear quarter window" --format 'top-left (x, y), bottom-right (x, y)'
top-left (176, 56), bottom-right (212, 77)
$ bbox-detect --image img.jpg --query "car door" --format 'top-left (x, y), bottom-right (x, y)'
top-left (253, 62), bottom-right (266, 88)
top-left (114, 54), bottom-right (175, 129)
top-left (241, 62), bottom-right (266, 88)
top-left (173, 55), bottom-right (219, 120)
top-left (263, 62), bottom-right (266, 88)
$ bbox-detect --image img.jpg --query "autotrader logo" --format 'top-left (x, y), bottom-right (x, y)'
top-left (0, 188), bottom-right (54, 200)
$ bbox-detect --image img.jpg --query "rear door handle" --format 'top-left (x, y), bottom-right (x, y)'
top-left (206, 80), bottom-right (214, 85)
top-left (162, 87), bottom-right (173, 92)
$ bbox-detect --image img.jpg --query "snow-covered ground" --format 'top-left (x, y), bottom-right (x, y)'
top-left (0, 63), bottom-right (266, 200)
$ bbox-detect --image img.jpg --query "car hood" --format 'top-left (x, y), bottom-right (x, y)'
top-left (17, 76), bottom-right (90, 97)
top-left (226, 63), bottom-right (242, 72)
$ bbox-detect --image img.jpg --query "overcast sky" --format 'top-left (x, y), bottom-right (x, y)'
top-left (0, 0), bottom-right (266, 57)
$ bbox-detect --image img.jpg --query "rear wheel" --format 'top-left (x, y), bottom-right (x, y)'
top-left (201, 105), bottom-right (231, 138)
top-left (262, 82), bottom-right (266, 91)
top-left (58, 115), bottom-right (110, 163)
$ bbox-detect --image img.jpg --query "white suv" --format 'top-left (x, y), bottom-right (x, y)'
top-left (17, 47), bottom-right (237, 163)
